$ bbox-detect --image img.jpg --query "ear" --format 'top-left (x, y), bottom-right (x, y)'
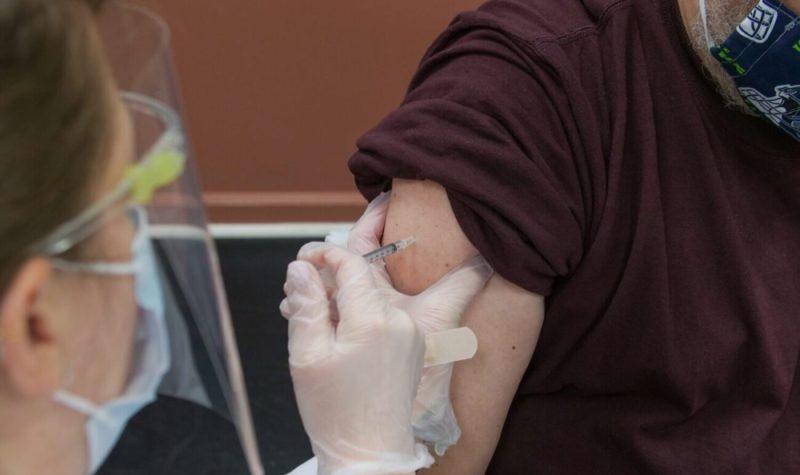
top-left (0, 258), bottom-right (63, 397)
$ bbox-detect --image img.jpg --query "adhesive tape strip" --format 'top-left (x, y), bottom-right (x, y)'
top-left (424, 327), bottom-right (478, 368)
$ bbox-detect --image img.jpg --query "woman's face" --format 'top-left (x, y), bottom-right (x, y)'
top-left (45, 93), bottom-right (141, 404)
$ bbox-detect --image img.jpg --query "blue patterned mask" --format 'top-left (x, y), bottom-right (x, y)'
top-left (699, 0), bottom-right (800, 141)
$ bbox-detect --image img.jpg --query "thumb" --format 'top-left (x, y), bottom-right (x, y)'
top-left (283, 260), bottom-right (335, 367)
top-left (407, 256), bottom-right (493, 332)
top-left (298, 244), bottom-right (387, 341)
top-left (347, 191), bottom-right (391, 255)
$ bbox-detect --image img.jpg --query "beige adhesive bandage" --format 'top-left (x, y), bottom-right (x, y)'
top-left (424, 327), bottom-right (478, 368)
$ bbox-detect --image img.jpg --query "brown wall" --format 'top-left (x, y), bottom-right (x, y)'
top-left (131, 1), bottom-right (483, 222)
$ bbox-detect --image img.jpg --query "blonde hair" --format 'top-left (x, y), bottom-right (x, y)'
top-left (0, 0), bottom-right (114, 288)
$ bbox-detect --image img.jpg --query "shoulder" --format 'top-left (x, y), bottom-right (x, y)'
top-left (414, 0), bottom-right (658, 93)
top-left (445, 0), bottom-right (642, 45)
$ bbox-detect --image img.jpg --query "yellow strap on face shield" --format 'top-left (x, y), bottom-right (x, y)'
top-left (125, 149), bottom-right (186, 205)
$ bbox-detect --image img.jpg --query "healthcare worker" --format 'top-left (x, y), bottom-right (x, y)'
top-left (0, 1), bottom-right (490, 474)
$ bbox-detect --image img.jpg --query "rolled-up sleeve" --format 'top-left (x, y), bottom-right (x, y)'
top-left (349, 21), bottom-right (602, 296)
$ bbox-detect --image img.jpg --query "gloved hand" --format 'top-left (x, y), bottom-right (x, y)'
top-left (325, 192), bottom-right (493, 456)
top-left (281, 244), bottom-right (432, 475)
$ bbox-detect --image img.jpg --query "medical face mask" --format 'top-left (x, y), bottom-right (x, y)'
top-left (50, 206), bottom-right (170, 474)
top-left (699, 0), bottom-right (800, 141)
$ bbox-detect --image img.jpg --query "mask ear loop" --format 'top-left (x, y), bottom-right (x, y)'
top-left (698, 0), bottom-right (717, 49)
top-left (50, 259), bottom-right (141, 276)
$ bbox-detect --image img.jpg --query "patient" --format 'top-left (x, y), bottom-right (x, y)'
top-left (348, 0), bottom-right (800, 473)
top-left (381, 181), bottom-right (544, 474)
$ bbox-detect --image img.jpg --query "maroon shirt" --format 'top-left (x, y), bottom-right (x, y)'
top-left (349, 0), bottom-right (800, 472)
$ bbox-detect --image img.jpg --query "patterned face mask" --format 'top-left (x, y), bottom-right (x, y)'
top-left (699, 0), bottom-right (800, 141)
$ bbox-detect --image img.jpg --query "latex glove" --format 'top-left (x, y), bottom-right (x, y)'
top-left (281, 244), bottom-right (432, 475)
top-left (325, 192), bottom-right (493, 456)
top-left (324, 192), bottom-right (391, 282)
top-left (394, 256), bottom-right (490, 456)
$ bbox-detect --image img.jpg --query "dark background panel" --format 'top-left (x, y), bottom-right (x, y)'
top-left (217, 238), bottom-right (313, 474)
top-left (101, 238), bottom-right (312, 475)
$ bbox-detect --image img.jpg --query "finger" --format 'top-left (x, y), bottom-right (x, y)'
top-left (298, 243), bottom-right (369, 285)
top-left (348, 192), bottom-right (391, 255)
top-left (324, 230), bottom-right (349, 247)
top-left (296, 243), bottom-right (338, 298)
top-left (279, 297), bottom-right (291, 319)
top-left (298, 244), bottom-right (386, 339)
top-left (284, 261), bottom-right (334, 366)
top-left (297, 241), bottom-right (326, 259)
top-left (280, 292), bottom-right (314, 319)
top-left (410, 256), bottom-right (493, 329)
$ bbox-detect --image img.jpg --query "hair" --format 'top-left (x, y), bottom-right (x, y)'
top-left (0, 0), bottom-right (114, 290)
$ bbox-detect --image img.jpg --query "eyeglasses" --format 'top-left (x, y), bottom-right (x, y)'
top-left (30, 93), bottom-right (186, 257)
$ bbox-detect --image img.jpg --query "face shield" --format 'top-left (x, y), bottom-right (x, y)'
top-left (32, 2), bottom-right (264, 473)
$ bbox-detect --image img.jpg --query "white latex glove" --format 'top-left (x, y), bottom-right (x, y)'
top-left (394, 259), bottom-right (490, 456)
top-left (326, 192), bottom-right (493, 456)
top-left (281, 244), bottom-right (432, 475)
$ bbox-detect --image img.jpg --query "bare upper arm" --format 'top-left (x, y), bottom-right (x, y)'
top-left (384, 179), bottom-right (545, 475)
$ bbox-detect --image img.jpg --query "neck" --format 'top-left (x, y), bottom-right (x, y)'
top-left (0, 395), bottom-right (87, 475)
top-left (677, 0), bottom-right (699, 30)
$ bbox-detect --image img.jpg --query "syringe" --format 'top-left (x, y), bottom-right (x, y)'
top-left (363, 236), bottom-right (416, 263)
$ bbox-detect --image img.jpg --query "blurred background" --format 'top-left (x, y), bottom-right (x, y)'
top-left (133, 0), bottom-right (483, 223)
top-left (124, 1), bottom-right (483, 473)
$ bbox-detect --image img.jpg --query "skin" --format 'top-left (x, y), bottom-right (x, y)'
top-left (0, 94), bottom-right (138, 475)
top-left (384, 1), bottom-right (800, 473)
top-left (384, 180), bottom-right (544, 475)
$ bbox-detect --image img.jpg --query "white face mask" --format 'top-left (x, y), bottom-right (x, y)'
top-left (50, 207), bottom-right (171, 474)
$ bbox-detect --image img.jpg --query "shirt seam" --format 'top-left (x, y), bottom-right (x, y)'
top-left (524, 0), bottom-right (632, 53)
